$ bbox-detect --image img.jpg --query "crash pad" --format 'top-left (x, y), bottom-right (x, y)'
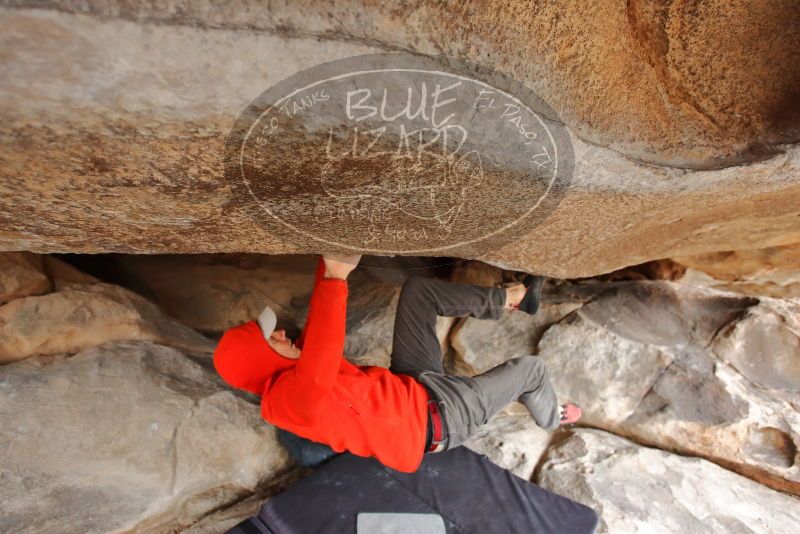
top-left (228, 446), bottom-right (599, 533)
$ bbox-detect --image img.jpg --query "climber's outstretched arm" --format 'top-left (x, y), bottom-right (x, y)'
top-left (262, 254), bottom-right (360, 425)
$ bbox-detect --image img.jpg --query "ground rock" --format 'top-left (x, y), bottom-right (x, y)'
top-left (181, 467), bottom-right (306, 534)
top-left (463, 410), bottom-right (551, 480)
top-left (0, 341), bottom-right (292, 534)
top-left (180, 493), bottom-right (267, 534)
top-left (619, 347), bottom-right (800, 493)
top-left (454, 279), bottom-right (800, 494)
top-left (575, 281), bottom-right (755, 347)
top-left (612, 291), bottom-right (800, 494)
top-left (712, 297), bottom-right (800, 394)
top-left (553, 284), bottom-right (800, 495)
top-left (537, 429), bottom-right (800, 534)
top-left (450, 300), bottom-right (583, 375)
top-left (41, 256), bottom-right (100, 290)
top-left (537, 313), bottom-right (674, 425)
top-left (109, 254), bottom-right (317, 334)
top-left (0, 282), bottom-right (212, 364)
top-left (0, 252), bottom-right (51, 304)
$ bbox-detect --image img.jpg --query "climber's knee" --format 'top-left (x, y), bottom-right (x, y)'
top-left (399, 275), bottom-right (433, 305)
top-left (401, 275), bottom-right (429, 293)
top-left (515, 355), bottom-right (548, 383)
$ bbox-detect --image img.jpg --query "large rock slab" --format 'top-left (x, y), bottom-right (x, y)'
top-left (0, 341), bottom-right (292, 534)
top-left (0, 282), bottom-right (213, 364)
top-left (675, 242), bottom-right (800, 298)
top-left (4, 1), bottom-right (798, 167)
top-left (537, 313), bottom-right (674, 425)
top-left (550, 284), bottom-right (800, 495)
top-left (452, 280), bottom-right (800, 495)
top-left (1, 5), bottom-right (799, 277)
top-left (591, 287), bottom-right (800, 494)
top-left (575, 281), bottom-right (756, 347)
top-left (712, 297), bottom-right (800, 394)
top-left (537, 429), bottom-right (800, 534)
top-left (450, 300), bottom-right (585, 375)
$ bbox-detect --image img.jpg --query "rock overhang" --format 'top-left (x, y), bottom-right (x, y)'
top-left (1, 2), bottom-right (799, 278)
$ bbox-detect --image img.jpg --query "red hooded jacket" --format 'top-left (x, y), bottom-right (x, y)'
top-left (213, 259), bottom-right (430, 473)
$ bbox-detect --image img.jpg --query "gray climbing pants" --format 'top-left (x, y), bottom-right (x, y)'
top-left (390, 276), bottom-right (561, 451)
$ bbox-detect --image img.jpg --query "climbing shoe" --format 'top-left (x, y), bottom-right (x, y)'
top-left (559, 403), bottom-right (582, 426)
top-left (517, 274), bottom-right (544, 315)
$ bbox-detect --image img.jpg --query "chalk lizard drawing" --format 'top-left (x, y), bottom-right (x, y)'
top-left (319, 148), bottom-right (483, 234)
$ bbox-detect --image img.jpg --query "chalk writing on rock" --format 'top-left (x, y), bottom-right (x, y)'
top-left (225, 54), bottom-right (574, 256)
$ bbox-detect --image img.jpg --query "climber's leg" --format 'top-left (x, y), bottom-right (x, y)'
top-left (470, 355), bottom-right (561, 431)
top-left (389, 276), bottom-right (506, 377)
top-left (418, 355), bottom-right (560, 449)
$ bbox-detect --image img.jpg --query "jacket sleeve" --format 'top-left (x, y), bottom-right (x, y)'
top-left (263, 264), bottom-right (348, 426)
top-left (293, 256), bottom-right (327, 351)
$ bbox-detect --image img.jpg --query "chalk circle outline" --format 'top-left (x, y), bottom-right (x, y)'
top-left (226, 53), bottom-right (574, 255)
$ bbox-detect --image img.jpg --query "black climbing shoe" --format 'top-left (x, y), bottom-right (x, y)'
top-left (517, 275), bottom-right (544, 315)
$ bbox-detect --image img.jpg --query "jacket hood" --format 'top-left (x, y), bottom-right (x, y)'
top-left (213, 321), bottom-right (296, 395)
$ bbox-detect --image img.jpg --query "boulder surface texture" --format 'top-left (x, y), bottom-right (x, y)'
top-left (0, 341), bottom-right (292, 534)
top-left (538, 429), bottom-right (800, 534)
top-left (2, 2), bottom-right (800, 276)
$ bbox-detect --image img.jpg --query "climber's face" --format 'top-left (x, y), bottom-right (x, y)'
top-left (267, 329), bottom-right (301, 360)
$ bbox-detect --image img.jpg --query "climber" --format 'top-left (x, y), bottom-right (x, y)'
top-left (212, 255), bottom-right (581, 473)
